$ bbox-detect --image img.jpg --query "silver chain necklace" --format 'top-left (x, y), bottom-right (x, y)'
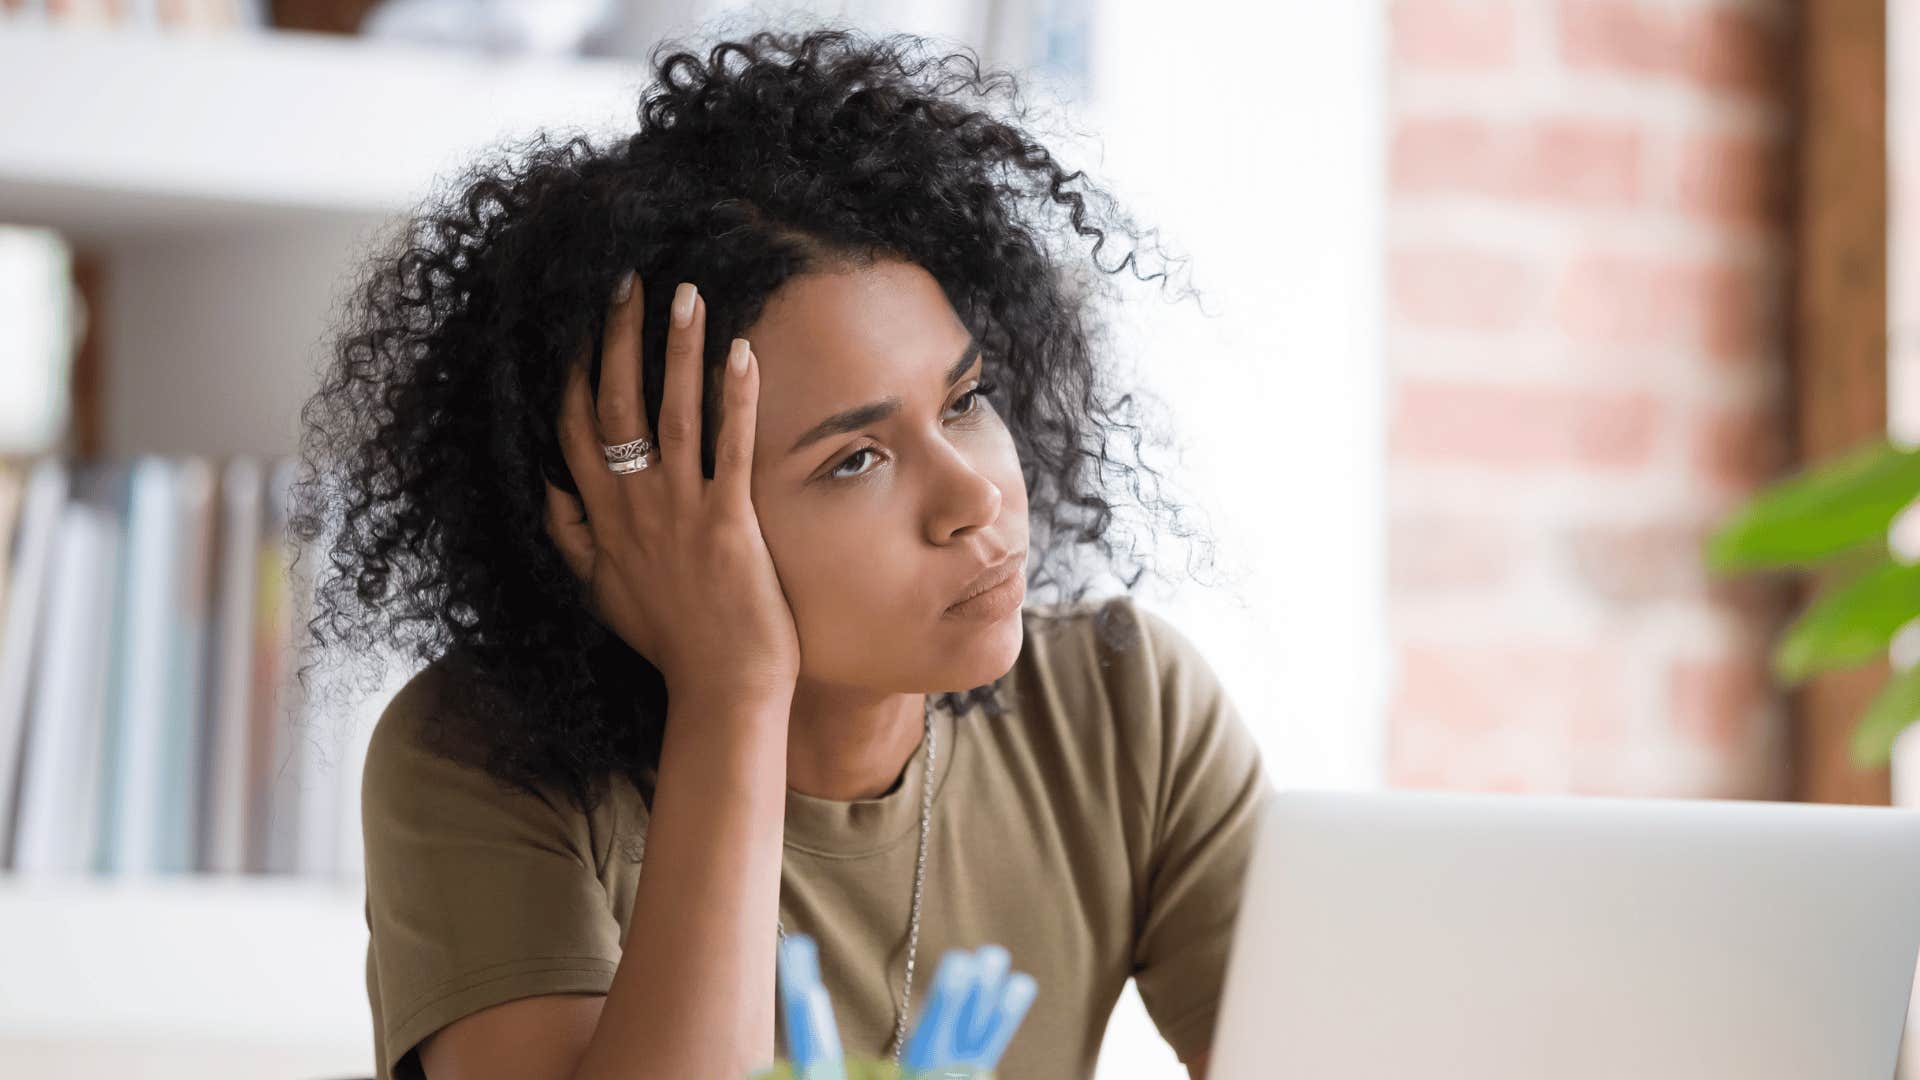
top-left (777, 694), bottom-right (937, 1064)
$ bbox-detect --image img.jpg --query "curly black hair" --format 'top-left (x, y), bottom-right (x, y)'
top-left (288, 16), bottom-right (1226, 816)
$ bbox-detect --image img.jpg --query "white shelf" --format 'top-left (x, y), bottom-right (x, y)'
top-left (0, 873), bottom-right (372, 1077)
top-left (0, 1035), bottom-right (370, 1080)
top-left (0, 22), bottom-right (655, 457)
top-left (0, 22), bottom-right (648, 240)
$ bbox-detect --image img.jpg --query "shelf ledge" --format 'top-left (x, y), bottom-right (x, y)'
top-left (0, 23), bottom-right (648, 233)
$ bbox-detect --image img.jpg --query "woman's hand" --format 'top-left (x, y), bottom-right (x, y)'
top-left (544, 272), bottom-right (801, 705)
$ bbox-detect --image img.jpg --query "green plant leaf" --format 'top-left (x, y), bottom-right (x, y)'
top-left (1774, 557), bottom-right (1920, 683)
top-left (1706, 438), bottom-right (1920, 572)
top-left (1849, 663), bottom-right (1920, 768)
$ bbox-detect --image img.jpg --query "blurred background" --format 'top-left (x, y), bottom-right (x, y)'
top-left (0, 0), bottom-right (1913, 1077)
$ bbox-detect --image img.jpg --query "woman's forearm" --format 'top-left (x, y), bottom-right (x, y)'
top-left (570, 686), bottom-right (793, 1080)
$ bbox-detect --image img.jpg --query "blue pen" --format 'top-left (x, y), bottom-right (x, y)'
top-left (900, 946), bottom-right (1038, 1075)
top-left (778, 936), bottom-right (820, 1060)
top-left (799, 983), bottom-right (846, 1080)
top-left (777, 935), bottom-right (849, 1080)
top-left (902, 949), bottom-right (977, 1071)
top-left (949, 945), bottom-right (1010, 1064)
top-left (972, 972), bottom-right (1037, 1071)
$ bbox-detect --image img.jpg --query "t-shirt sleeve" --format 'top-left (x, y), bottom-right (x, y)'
top-left (1118, 600), bottom-right (1274, 1065)
top-left (362, 670), bottom-right (624, 1078)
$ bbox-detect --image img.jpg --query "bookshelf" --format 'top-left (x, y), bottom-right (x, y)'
top-left (0, 20), bottom-right (647, 1080)
top-left (0, 19), bottom-right (646, 459)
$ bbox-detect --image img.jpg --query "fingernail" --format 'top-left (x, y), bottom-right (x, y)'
top-left (672, 282), bottom-right (697, 327)
top-left (730, 338), bottom-right (750, 375)
top-left (611, 269), bottom-right (634, 305)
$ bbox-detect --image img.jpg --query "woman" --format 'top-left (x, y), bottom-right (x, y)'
top-left (294, 20), bottom-right (1270, 1080)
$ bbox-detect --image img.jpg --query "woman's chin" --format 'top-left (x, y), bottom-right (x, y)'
top-left (934, 608), bottom-right (1025, 680)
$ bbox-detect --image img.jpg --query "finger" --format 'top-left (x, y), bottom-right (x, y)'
top-left (543, 478), bottom-right (595, 585)
top-left (657, 283), bottom-right (705, 496)
top-left (713, 338), bottom-right (758, 508)
top-left (597, 269), bottom-right (652, 448)
top-left (555, 357), bottom-right (619, 525)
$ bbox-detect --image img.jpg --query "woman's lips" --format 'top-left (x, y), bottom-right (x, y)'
top-left (944, 555), bottom-right (1026, 620)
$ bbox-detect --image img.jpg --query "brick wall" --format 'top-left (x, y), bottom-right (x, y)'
top-left (1385, 0), bottom-right (1794, 797)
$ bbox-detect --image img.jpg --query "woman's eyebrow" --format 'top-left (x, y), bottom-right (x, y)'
top-left (785, 337), bottom-right (982, 457)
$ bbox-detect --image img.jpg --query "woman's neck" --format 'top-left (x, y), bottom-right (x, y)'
top-left (784, 683), bottom-right (928, 801)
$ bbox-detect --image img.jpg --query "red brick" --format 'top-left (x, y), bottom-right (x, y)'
top-left (1393, 116), bottom-right (1501, 194)
top-left (1391, 380), bottom-right (1663, 468)
top-left (1675, 130), bottom-right (1790, 227)
top-left (1705, 574), bottom-right (1792, 635)
top-left (1688, 5), bottom-right (1791, 99)
top-left (1391, 247), bottom-right (1541, 333)
top-left (1393, 116), bottom-right (1645, 206)
top-left (1390, 513), bottom-right (1517, 593)
top-left (1393, 0), bottom-right (1518, 70)
top-left (1556, 253), bottom-right (1769, 363)
top-left (1530, 118), bottom-right (1646, 205)
top-left (1563, 520), bottom-right (1713, 609)
top-left (1687, 400), bottom-right (1790, 492)
top-left (1565, 516), bottom-right (1785, 616)
top-left (1393, 641), bottom-right (1632, 742)
top-left (1670, 654), bottom-right (1768, 751)
top-left (1700, 262), bottom-right (1776, 363)
top-left (1557, 0), bottom-right (1789, 100)
top-left (1386, 0), bottom-right (1793, 803)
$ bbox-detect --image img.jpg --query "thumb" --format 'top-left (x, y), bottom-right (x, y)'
top-left (543, 478), bottom-right (596, 585)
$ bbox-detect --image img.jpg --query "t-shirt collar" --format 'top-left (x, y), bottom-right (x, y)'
top-left (780, 698), bottom-right (961, 859)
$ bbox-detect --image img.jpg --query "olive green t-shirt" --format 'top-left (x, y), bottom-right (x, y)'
top-left (361, 595), bottom-right (1272, 1079)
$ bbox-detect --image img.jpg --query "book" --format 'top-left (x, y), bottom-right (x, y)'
top-left (199, 455), bottom-right (261, 874)
top-left (12, 465), bottom-right (121, 875)
top-left (0, 457), bottom-right (69, 864)
top-left (2, 451), bottom-right (396, 882)
top-left (250, 456), bottom-right (303, 875)
top-left (0, 459), bottom-right (24, 643)
top-left (96, 456), bottom-right (176, 875)
top-left (88, 460), bottom-right (138, 874)
top-left (158, 455), bottom-right (216, 871)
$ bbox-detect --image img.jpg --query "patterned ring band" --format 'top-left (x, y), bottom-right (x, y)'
top-left (602, 435), bottom-right (656, 463)
top-left (606, 452), bottom-right (657, 476)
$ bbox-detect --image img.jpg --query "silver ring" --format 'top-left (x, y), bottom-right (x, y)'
top-left (606, 451), bottom-right (657, 475)
top-left (602, 435), bottom-right (655, 464)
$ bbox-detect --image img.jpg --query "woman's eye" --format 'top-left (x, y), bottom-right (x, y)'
top-left (949, 379), bottom-right (997, 420)
top-left (829, 447), bottom-right (878, 480)
top-left (826, 380), bottom-right (1000, 482)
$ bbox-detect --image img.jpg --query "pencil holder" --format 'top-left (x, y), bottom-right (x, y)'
top-left (770, 935), bottom-right (1031, 1080)
top-left (747, 1062), bottom-right (995, 1080)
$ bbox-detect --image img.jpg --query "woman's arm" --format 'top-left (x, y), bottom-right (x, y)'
top-left (418, 685), bottom-right (792, 1080)
top-left (569, 685), bottom-right (792, 1080)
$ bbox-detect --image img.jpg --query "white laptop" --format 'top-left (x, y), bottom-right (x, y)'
top-left (1207, 789), bottom-right (1920, 1079)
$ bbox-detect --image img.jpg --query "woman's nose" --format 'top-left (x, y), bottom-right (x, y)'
top-left (928, 447), bottom-right (1004, 540)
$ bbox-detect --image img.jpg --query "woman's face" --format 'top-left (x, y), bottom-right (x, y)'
top-left (736, 258), bottom-right (1030, 694)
